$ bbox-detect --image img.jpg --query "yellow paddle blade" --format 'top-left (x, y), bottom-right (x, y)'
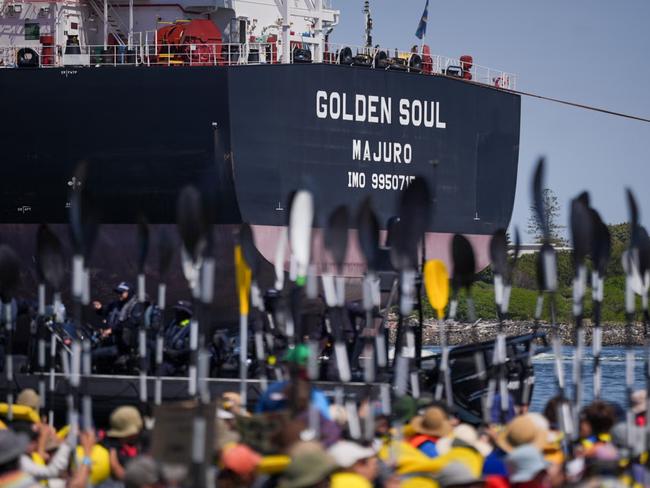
top-left (423, 259), bottom-right (449, 320)
top-left (234, 244), bottom-right (252, 316)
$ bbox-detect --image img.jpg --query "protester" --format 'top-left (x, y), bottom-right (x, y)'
top-left (101, 406), bottom-right (145, 483)
top-left (277, 446), bottom-right (337, 488)
top-left (123, 456), bottom-right (162, 488)
top-left (328, 440), bottom-right (379, 487)
top-left (0, 428), bottom-right (40, 488)
top-left (407, 406), bottom-right (452, 457)
top-left (505, 444), bottom-right (550, 488)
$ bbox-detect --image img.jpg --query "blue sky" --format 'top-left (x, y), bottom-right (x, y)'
top-left (331, 0), bottom-right (650, 240)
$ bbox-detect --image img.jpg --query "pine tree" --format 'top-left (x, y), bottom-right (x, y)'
top-left (527, 188), bottom-right (566, 245)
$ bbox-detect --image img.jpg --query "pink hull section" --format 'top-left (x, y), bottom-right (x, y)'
top-left (252, 225), bottom-right (491, 277)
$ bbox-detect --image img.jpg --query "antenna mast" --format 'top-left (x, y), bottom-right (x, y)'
top-left (363, 0), bottom-right (373, 48)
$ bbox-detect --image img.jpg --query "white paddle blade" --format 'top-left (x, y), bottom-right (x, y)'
top-left (274, 228), bottom-right (288, 290)
top-left (289, 190), bottom-right (314, 286)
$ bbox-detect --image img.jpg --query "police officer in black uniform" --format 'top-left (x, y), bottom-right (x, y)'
top-left (92, 281), bottom-right (138, 371)
top-left (160, 300), bottom-right (193, 376)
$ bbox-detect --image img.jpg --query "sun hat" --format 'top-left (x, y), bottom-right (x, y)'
top-left (0, 429), bottom-right (29, 464)
top-left (277, 448), bottom-right (337, 488)
top-left (435, 462), bottom-right (483, 487)
top-left (631, 390), bottom-right (646, 415)
top-left (506, 444), bottom-right (549, 483)
top-left (106, 406), bottom-right (143, 438)
top-left (221, 444), bottom-right (262, 477)
top-left (409, 406), bottom-right (452, 438)
top-left (496, 414), bottom-right (548, 453)
top-left (436, 424), bottom-right (492, 458)
top-left (16, 388), bottom-right (41, 411)
top-left (327, 440), bottom-right (376, 468)
top-left (124, 456), bottom-right (160, 488)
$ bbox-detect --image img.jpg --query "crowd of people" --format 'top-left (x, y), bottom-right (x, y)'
top-left (1, 346), bottom-right (649, 488)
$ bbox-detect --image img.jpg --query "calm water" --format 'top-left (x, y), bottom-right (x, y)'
top-left (421, 345), bottom-right (647, 412)
top-left (530, 346), bottom-right (646, 412)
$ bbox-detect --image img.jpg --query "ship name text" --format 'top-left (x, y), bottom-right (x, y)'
top-left (316, 91), bottom-right (446, 129)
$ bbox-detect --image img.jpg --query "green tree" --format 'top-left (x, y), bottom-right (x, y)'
top-left (527, 188), bottom-right (566, 246)
top-left (606, 223), bottom-right (629, 277)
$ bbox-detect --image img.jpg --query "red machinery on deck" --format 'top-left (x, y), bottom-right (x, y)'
top-left (157, 19), bottom-right (223, 65)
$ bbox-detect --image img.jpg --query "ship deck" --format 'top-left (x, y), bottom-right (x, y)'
top-left (0, 41), bottom-right (517, 90)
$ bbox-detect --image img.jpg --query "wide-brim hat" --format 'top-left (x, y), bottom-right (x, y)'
top-left (106, 406), bottom-right (143, 438)
top-left (0, 429), bottom-right (29, 464)
top-left (506, 444), bottom-right (550, 483)
top-left (631, 390), bottom-right (647, 415)
top-left (496, 414), bottom-right (548, 453)
top-left (16, 388), bottom-right (40, 411)
top-left (409, 406), bottom-right (453, 438)
top-left (435, 461), bottom-right (484, 488)
top-left (436, 424), bottom-right (492, 458)
top-left (327, 440), bottom-right (377, 468)
top-left (277, 449), bottom-right (337, 488)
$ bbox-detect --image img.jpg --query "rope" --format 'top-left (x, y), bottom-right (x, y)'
top-left (505, 87), bottom-right (650, 124)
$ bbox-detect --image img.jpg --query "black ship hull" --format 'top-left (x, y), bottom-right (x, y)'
top-left (0, 63), bottom-right (520, 309)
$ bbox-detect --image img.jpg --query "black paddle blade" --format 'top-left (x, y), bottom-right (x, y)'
top-left (239, 223), bottom-right (260, 276)
top-left (0, 244), bottom-right (20, 301)
top-left (512, 227), bottom-right (522, 261)
top-left (590, 209), bottom-right (611, 277)
top-left (570, 192), bottom-right (592, 268)
top-left (176, 185), bottom-right (207, 261)
top-left (69, 162), bottom-right (99, 261)
top-left (532, 158), bottom-right (549, 241)
top-left (36, 224), bottom-right (65, 291)
top-left (324, 206), bottom-right (349, 272)
top-left (626, 188), bottom-right (639, 248)
top-left (157, 228), bottom-right (175, 278)
top-left (137, 217), bottom-right (149, 274)
top-left (388, 218), bottom-right (403, 270)
top-left (357, 198), bottom-right (380, 271)
top-left (451, 234), bottom-right (475, 291)
top-left (396, 178), bottom-right (431, 268)
top-left (638, 226), bottom-right (650, 279)
top-left (489, 229), bottom-right (508, 278)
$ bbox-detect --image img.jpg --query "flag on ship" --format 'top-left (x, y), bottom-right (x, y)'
top-left (415, 0), bottom-right (429, 39)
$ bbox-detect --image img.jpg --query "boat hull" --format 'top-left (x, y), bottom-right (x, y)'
top-left (0, 63), bottom-right (520, 308)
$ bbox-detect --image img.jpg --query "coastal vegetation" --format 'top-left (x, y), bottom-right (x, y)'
top-left (421, 223), bottom-right (634, 324)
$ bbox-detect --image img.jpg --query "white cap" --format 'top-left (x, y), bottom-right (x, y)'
top-left (217, 408), bottom-right (235, 420)
top-left (327, 441), bottom-right (376, 468)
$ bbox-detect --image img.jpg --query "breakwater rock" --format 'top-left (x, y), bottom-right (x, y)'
top-left (387, 318), bottom-right (647, 346)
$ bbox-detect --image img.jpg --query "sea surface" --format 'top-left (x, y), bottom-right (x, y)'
top-left (529, 346), bottom-right (646, 412)
top-left (420, 345), bottom-right (647, 412)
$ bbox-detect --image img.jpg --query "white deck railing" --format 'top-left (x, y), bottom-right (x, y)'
top-left (0, 41), bottom-right (517, 90)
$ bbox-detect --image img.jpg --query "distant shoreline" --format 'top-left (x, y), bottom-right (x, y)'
top-left (388, 319), bottom-right (648, 346)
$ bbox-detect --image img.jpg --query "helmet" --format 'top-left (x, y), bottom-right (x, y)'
top-left (172, 300), bottom-right (193, 317)
top-left (114, 282), bottom-right (131, 294)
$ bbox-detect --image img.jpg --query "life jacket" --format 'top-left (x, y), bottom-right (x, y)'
top-left (409, 434), bottom-right (439, 449)
top-left (74, 445), bottom-right (111, 486)
top-left (581, 433), bottom-right (611, 450)
top-left (165, 319), bottom-right (191, 350)
top-left (330, 472), bottom-right (372, 488)
top-left (0, 403), bottom-right (40, 424)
